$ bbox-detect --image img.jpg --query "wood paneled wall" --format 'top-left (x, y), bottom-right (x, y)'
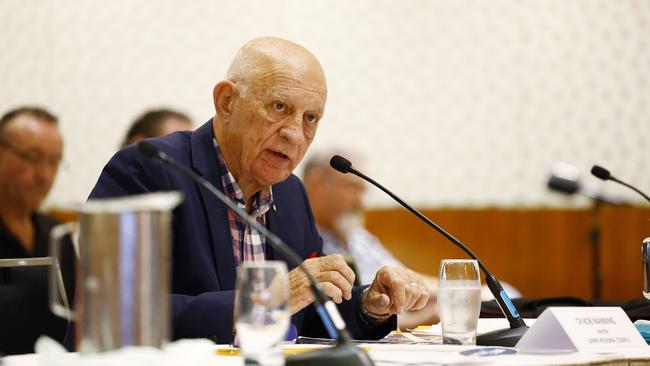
top-left (365, 207), bottom-right (650, 301)
top-left (49, 207), bottom-right (650, 300)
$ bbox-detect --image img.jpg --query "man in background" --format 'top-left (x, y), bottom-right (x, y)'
top-left (121, 108), bottom-right (193, 147)
top-left (303, 151), bottom-right (440, 329)
top-left (0, 107), bottom-right (75, 354)
top-left (303, 151), bottom-right (522, 329)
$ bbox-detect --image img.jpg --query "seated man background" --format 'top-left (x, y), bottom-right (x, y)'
top-left (302, 151), bottom-right (522, 329)
top-left (303, 151), bottom-right (440, 329)
top-left (89, 37), bottom-right (429, 343)
top-left (121, 108), bottom-right (193, 147)
top-left (0, 107), bottom-right (75, 355)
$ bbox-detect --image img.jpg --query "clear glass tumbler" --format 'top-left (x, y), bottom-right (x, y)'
top-left (437, 259), bottom-right (481, 345)
top-left (235, 261), bottom-right (290, 366)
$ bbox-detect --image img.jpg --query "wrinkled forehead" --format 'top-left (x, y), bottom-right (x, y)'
top-left (231, 43), bottom-right (327, 101)
top-left (251, 50), bottom-right (325, 84)
top-left (250, 70), bottom-right (326, 108)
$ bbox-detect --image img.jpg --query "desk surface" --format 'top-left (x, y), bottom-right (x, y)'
top-left (4, 342), bottom-right (650, 366)
top-left (3, 318), bottom-right (650, 366)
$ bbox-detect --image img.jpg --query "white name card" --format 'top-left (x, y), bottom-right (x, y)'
top-left (515, 307), bottom-right (647, 352)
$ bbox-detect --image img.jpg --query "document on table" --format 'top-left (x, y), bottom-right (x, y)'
top-left (410, 318), bottom-right (536, 337)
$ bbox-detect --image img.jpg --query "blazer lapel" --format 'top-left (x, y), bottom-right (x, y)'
top-left (190, 120), bottom-right (237, 290)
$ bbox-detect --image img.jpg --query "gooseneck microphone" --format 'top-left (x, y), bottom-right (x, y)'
top-left (139, 142), bottom-right (373, 366)
top-left (591, 165), bottom-right (650, 204)
top-left (591, 165), bottom-right (650, 301)
top-left (330, 155), bottom-right (528, 347)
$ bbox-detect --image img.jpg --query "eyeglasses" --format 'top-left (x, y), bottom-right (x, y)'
top-left (0, 139), bottom-right (63, 170)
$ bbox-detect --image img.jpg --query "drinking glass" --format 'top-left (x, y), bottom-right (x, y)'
top-left (235, 261), bottom-right (290, 366)
top-left (437, 259), bottom-right (481, 345)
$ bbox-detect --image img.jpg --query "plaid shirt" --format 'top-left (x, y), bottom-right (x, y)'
top-left (213, 138), bottom-right (273, 266)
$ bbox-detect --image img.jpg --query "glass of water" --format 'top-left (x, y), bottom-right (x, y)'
top-left (437, 259), bottom-right (481, 345)
top-left (235, 261), bottom-right (290, 366)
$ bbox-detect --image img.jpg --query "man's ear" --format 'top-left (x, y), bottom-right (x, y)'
top-left (213, 80), bottom-right (238, 118)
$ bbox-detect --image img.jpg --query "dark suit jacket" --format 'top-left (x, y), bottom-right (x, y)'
top-left (89, 120), bottom-right (395, 343)
top-left (0, 213), bottom-right (76, 355)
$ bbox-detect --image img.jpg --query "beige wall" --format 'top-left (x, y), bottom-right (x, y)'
top-left (1, 0), bottom-right (648, 208)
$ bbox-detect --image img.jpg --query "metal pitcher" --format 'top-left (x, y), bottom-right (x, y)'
top-left (49, 192), bottom-right (183, 353)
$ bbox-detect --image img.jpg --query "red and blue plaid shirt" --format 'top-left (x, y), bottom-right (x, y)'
top-left (213, 138), bottom-right (273, 266)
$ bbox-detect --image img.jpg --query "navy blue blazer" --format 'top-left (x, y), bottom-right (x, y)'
top-left (89, 120), bottom-right (395, 343)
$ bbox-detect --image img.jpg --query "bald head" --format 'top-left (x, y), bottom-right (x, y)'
top-left (225, 37), bottom-right (327, 97)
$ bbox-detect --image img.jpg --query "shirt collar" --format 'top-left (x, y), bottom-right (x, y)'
top-left (212, 137), bottom-right (273, 216)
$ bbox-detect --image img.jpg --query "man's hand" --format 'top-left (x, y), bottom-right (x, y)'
top-left (362, 266), bottom-right (429, 317)
top-left (288, 254), bottom-right (356, 314)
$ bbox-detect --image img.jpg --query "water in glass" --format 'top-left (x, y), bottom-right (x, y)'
top-left (438, 259), bottom-right (481, 345)
top-left (236, 261), bottom-right (289, 366)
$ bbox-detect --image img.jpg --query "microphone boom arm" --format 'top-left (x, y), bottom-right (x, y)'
top-left (329, 153), bottom-right (527, 346)
top-left (610, 177), bottom-right (650, 203)
top-left (347, 167), bottom-right (525, 330)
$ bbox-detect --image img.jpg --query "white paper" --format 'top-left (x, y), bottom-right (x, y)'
top-left (411, 318), bottom-right (536, 336)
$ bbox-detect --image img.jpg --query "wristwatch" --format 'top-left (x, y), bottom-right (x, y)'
top-left (359, 287), bottom-right (392, 325)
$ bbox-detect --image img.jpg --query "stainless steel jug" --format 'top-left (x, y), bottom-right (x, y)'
top-left (49, 192), bottom-right (183, 353)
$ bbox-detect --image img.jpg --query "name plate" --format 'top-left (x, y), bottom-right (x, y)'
top-left (516, 307), bottom-right (647, 352)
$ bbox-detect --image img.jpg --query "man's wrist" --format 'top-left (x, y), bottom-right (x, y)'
top-left (359, 287), bottom-right (391, 324)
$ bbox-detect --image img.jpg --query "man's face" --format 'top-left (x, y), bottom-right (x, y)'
top-left (224, 67), bottom-right (327, 190)
top-left (0, 114), bottom-right (63, 211)
top-left (327, 169), bottom-right (366, 221)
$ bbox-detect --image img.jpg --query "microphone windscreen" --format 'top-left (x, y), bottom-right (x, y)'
top-left (548, 175), bottom-right (580, 194)
top-left (137, 141), bottom-right (161, 160)
top-left (591, 165), bottom-right (611, 180)
top-left (330, 155), bottom-right (352, 173)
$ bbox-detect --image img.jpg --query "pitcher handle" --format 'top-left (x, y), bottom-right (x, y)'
top-left (49, 222), bottom-right (77, 320)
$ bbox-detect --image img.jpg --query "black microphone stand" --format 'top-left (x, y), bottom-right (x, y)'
top-left (590, 200), bottom-right (603, 300)
top-left (332, 156), bottom-right (527, 346)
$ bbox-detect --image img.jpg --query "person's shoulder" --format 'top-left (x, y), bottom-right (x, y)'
top-left (155, 130), bottom-right (192, 159)
top-left (348, 226), bottom-right (387, 252)
top-left (91, 130), bottom-right (195, 199)
top-left (271, 174), bottom-right (310, 207)
top-left (273, 174), bottom-right (304, 193)
top-left (145, 119), bottom-right (212, 162)
top-left (31, 212), bottom-right (66, 239)
top-left (32, 212), bottom-right (62, 228)
top-left (126, 130), bottom-right (193, 159)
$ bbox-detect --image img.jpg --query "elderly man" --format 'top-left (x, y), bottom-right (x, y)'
top-left (89, 37), bottom-right (428, 343)
top-left (0, 107), bottom-right (75, 354)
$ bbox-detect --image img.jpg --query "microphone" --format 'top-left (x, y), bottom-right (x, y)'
top-left (547, 163), bottom-right (624, 205)
top-left (138, 141), bottom-right (373, 366)
top-left (330, 154), bottom-right (528, 347)
top-left (591, 165), bottom-right (650, 204)
top-left (591, 165), bottom-right (611, 181)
